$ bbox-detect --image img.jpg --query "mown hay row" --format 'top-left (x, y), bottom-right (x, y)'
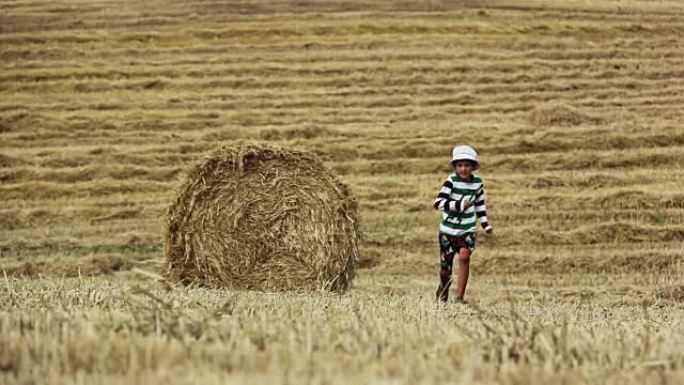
top-left (476, 249), bottom-right (683, 275)
top-left (528, 103), bottom-right (603, 127)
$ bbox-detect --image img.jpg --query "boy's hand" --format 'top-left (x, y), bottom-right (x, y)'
top-left (484, 225), bottom-right (494, 234)
top-left (460, 197), bottom-right (475, 211)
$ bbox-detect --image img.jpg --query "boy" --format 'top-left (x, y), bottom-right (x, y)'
top-left (433, 145), bottom-right (493, 303)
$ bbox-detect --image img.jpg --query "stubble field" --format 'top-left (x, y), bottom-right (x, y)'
top-left (1, 0), bottom-right (683, 384)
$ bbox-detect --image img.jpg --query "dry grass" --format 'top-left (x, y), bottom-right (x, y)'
top-left (2, 0), bottom-right (684, 383)
top-left (0, 275), bottom-right (683, 385)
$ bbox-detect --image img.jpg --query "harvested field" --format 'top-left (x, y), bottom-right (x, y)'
top-left (1, 0), bottom-right (684, 384)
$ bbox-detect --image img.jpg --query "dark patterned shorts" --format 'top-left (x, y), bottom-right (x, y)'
top-left (439, 232), bottom-right (476, 260)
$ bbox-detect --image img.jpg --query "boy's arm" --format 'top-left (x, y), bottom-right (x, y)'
top-left (433, 178), bottom-right (470, 213)
top-left (475, 186), bottom-right (493, 233)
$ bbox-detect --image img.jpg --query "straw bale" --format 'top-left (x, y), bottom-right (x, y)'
top-left (164, 141), bottom-right (359, 292)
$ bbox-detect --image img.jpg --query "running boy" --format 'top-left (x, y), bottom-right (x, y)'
top-left (433, 145), bottom-right (493, 303)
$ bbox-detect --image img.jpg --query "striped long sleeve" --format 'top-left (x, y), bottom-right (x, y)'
top-left (473, 185), bottom-right (492, 232)
top-left (433, 179), bottom-right (468, 214)
top-left (434, 174), bottom-right (491, 236)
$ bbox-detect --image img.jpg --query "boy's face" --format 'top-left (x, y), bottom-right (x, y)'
top-left (453, 160), bottom-right (474, 180)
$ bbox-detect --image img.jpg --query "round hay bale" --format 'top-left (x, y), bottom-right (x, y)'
top-left (164, 141), bottom-right (359, 292)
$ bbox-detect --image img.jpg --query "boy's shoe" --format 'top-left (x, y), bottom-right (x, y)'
top-left (453, 297), bottom-right (468, 305)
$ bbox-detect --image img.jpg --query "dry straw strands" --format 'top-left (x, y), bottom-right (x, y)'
top-left (165, 141), bottom-right (359, 292)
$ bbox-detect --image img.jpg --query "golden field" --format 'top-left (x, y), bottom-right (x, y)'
top-left (1, 0), bottom-right (683, 383)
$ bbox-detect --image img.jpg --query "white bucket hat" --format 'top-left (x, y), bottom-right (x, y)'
top-left (451, 145), bottom-right (480, 170)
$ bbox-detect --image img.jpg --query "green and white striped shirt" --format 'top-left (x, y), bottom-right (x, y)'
top-left (433, 174), bottom-right (491, 237)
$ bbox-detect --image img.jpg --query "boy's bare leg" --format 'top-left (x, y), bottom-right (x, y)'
top-left (436, 253), bottom-right (454, 302)
top-left (455, 248), bottom-right (471, 301)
